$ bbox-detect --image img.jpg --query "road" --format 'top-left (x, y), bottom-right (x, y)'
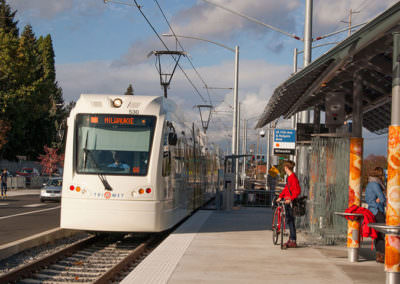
top-left (0, 192), bottom-right (60, 246)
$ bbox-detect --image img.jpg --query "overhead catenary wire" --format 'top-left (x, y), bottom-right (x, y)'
top-left (199, 0), bottom-right (302, 41)
top-left (131, 0), bottom-right (207, 103)
top-left (153, 0), bottom-right (212, 105)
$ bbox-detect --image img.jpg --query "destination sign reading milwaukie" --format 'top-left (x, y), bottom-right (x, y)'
top-left (83, 114), bottom-right (154, 127)
top-left (104, 117), bottom-right (134, 125)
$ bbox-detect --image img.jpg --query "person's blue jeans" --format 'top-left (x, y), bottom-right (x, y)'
top-left (285, 204), bottom-right (296, 241)
top-left (1, 182), bottom-right (7, 196)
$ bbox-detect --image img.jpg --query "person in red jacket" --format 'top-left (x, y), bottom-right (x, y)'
top-left (276, 160), bottom-right (301, 248)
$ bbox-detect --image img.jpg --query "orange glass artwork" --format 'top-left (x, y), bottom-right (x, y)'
top-left (386, 126), bottom-right (400, 272)
top-left (347, 137), bottom-right (363, 248)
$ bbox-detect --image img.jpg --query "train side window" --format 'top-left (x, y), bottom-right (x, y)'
top-left (162, 150), bottom-right (171, 176)
top-left (162, 124), bottom-right (171, 177)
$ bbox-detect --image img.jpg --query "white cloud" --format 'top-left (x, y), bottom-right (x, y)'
top-left (9, 0), bottom-right (73, 19)
top-left (117, 0), bottom-right (301, 65)
top-left (8, 0), bottom-right (104, 19)
top-left (313, 0), bottom-right (399, 37)
top-left (56, 58), bottom-right (291, 148)
top-left (172, 0), bottom-right (301, 39)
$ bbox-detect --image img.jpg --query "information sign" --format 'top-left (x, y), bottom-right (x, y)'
top-left (273, 129), bottom-right (296, 155)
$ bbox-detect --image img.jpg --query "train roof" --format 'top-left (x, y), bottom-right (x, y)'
top-left (73, 94), bottom-right (174, 116)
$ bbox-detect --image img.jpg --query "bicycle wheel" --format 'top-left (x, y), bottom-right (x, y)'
top-left (272, 207), bottom-right (280, 245)
top-left (280, 210), bottom-right (285, 250)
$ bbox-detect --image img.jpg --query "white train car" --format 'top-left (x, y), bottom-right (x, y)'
top-left (60, 94), bottom-right (219, 232)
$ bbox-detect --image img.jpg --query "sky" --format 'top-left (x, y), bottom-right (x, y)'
top-left (7, 0), bottom-right (398, 157)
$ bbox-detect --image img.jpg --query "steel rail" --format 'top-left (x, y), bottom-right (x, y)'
top-left (94, 235), bottom-right (157, 284)
top-left (0, 235), bottom-right (99, 283)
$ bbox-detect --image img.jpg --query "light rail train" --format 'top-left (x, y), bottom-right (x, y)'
top-left (60, 94), bottom-right (220, 232)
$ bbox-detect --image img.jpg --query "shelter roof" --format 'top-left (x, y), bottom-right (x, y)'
top-left (256, 2), bottom-right (400, 134)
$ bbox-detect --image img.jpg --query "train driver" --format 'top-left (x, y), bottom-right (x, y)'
top-left (108, 152), bottom-right (129, 170)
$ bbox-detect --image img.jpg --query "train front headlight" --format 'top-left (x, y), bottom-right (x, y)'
top-left (112, 98), bottom-right (123, 108)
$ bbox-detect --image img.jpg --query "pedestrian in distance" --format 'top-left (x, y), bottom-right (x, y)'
top-left (276, 160), bottom-right (301, 249)
top-left (267, 164), bottom-right (280, 204)
top-left (365, 167), bottom-right (386, 263)
top-left (1, 168), bottom-right (8, 199)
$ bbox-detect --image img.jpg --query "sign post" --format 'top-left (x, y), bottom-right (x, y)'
top-left (273, 129), bottom-right (296, 155)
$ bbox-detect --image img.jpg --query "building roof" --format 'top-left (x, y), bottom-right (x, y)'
top-left (256, 2), bottom-right (400, 134)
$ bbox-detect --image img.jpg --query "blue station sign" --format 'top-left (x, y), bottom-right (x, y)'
top-left (273, 129), bottom-right (296, 155)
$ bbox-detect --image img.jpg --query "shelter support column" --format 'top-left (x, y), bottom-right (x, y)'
top-left (313, 105), bottom-right (321, 133)
top-left (385, 32), bottom-right (400, 284)
top-left (347, 71), bottom-right (363, 262)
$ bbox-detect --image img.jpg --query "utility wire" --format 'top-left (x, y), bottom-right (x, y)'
top-left (200, 0), bottom-right (302, 41)
top-left (131, 0), bottom-right (207, 103)
top-left (153, 0), bottom-right (212, 105)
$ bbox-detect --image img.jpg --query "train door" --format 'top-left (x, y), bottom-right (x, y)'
top-left (162, 122), bottom-right (172, 200)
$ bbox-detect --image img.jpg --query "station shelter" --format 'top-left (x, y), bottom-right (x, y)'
top-left (256, 2), bottom-right (400, 281)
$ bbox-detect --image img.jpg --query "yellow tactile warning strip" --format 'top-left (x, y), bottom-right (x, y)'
top-left (121, 210), bottom-right (212, 284)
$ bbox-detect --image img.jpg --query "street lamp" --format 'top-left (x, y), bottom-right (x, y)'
top-left (162, 33), bottom-right (240, 186)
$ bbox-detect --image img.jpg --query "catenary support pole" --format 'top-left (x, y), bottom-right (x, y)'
top-left (385, 32), bottom-right (400, 284)
top-left (236, 103), bottom-right (241, 189)
top-left (347, 71), bottom-right (363, 262)
top-left (232, 46), bottom-right (239, 189)
top-left (290, 48), bottom-right (298, 162)
top-left (266, 124), bottom-right (271, 191)
top-left (266, 124), bottom-right (271, 170)
top-left (298, 0), bottom-right (312, 189)
top-left (293, 48), bottom-right (298, 74)
top-left (242, 119), bottom-right (247, 186)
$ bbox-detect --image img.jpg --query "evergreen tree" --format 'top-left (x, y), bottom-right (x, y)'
top-left (0, 1), bottom-right (20, 159)
top-left (124, 84), bottom-right (134, 95)
top-left (5, 25), bottom-right (47, 159)
top-left (0, 1), bottom-right (65, 160)
top-left (0, 0), bottom-right (18, 37)
top-left (37, 34), bottom-right (66, 148)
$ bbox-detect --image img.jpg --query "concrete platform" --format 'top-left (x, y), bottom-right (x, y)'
top-left (123, 207), bottom-right (385, 284)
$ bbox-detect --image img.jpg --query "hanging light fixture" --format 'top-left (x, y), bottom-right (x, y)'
top-left (148, 50), bottom-right (186, 98)
top-left (194, 104), bottom-right (213, 133)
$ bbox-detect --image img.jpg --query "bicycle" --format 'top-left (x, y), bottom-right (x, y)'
top-left (272, 198), bottom-right (287, 249)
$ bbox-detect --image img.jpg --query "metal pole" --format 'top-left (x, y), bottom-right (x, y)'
top-left (293, 48), bottom-right (298, 74)
top-left (348, 9), bottom-right (352, 37)
top-left (232, 46), bottom-right (239, 191)
top-left (304, 0), bottom-right (312, 67)
top-left (290, 116), bottom-right (296, 162)
top-left (236, 103), bottom-right (241, 189)
top-left (266, 124), bottom-right (271, 191)
top-left (300, 0), bottom-right (312, 122)
top-left (297, 0), bottom-right (312, 192)
top-left (291, 48), bottom-right (297, 162)
top-left (291, 47), bottom-right (298, 162)
top-left (232, 46), bottom-right (239, 156)
top-left (266, 125), bottom-right (270, 171)
top-left (347, 71), bottom-right (363, 263)
top-left (242, 119), bottom-right (247, 184)
top-left (385, 32), bottom-right (400, 284)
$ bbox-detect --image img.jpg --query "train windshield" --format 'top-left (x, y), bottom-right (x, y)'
top-left (76, 114), bottom-right (156, 176)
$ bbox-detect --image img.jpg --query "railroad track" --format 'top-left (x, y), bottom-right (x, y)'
top-left (0, 233), bottom-right (159, 284)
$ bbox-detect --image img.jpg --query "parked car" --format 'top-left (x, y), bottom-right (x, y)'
top-left (40, 177), bottom-right (62, 202)
top-left (16, 167), bottom-right (40, 185)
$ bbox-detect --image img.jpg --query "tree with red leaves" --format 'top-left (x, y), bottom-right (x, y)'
top-left (0, 120), bottom-right (10, 151)
top-left (38, 146), bottom-right (62, 176)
